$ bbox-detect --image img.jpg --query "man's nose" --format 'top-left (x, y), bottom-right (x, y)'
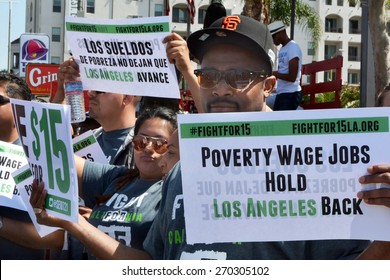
top-left (212, 78), bottom-right (233, 96)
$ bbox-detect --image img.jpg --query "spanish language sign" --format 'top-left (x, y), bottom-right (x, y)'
top-left (0, 141), bottom-right (28, 210)
top-left (65, 16), bottom-right (180, 98)
top-left (179, 108), bottom-right (390, 244)
top-left (10, 99), bottom-right (78, 222)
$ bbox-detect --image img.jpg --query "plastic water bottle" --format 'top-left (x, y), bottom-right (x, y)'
top-left (64, 79), bottom-right (86, 123)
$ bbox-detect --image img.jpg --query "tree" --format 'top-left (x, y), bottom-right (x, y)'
top-left (241, 0), bottom-right (322, 51)
top-left (366, 0), bottom-right (390, 102)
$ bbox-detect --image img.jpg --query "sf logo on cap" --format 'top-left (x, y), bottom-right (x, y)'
top-left (221, 16), bottom-right (241, 31)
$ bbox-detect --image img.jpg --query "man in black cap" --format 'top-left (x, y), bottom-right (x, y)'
top-left (139, 15), bottom-right (390, 260)
top-left (268, 20), bottom-right (303, 111)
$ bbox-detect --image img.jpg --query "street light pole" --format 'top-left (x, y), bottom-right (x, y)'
top-left (8, 0), bottom-right (12, 72)
top-left (0, 0), bottom-right (16, 72)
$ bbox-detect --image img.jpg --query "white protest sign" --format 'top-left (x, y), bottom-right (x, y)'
top-left (72, 130), bottom-right (108, 163)
top-left (0, 141), bottom-right (28, 210)
top-left (12, 165), bottom-right (60, 237)
top-left (65, 16), bottom-right (180, 98)
top-left (179, 107), bottom-right (390, 244)
top-left (10, 99), bottom-right (78, 223)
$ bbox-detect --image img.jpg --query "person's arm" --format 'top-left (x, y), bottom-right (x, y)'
top-left (30, 180), bottom-right (151, 259)
top-left (163, 32), bottom-right (203, 113)
top-left (74, 155), bottom-right (86, 198)
top-left (51, 57), bottom-right (80, 104)
top-left (273, 57), bottom-right (299, 82)
top-left (0, 216), bottom-right (64, 250)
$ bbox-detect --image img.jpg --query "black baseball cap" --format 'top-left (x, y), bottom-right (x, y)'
top-left (187, 15), bottom-right (275, 74)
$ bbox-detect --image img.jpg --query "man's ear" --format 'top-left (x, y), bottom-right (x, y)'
top-left (262, 76), bottom-right (276, 98)
top-left (123, 94), bottom-right (134, 105)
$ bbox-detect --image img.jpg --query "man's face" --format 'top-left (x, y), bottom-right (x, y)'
top-left (200, 44), bottom-right (273, 113)
top-left (272, 33), bottom-right (281, 46)
top-left (87, 91), bottom-right (125, 122)
top-left (0, 87), bottom-right (14, 130)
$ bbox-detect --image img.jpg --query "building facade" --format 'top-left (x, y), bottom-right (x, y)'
top-left (12, 0), bottom-right (368, 87)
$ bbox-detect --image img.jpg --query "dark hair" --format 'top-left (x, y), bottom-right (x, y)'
top-left (203, 1), bottom-right (227, 29)
top-left (96, 107), bottom-right (178, 204)
top-left (0, 71), bottom-right (32, 101)
top-left (138, 97), bottom-right (180, 114)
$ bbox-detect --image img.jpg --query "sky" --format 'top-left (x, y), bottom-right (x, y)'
top-left (0, 0), bottom-right (26, 71)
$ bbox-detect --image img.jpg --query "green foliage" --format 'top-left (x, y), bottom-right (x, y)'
top-left (340, 84), bottom-right (360, 108)
top-left (267, 0), bottom-right (323, 51)
top-left (301, 85), bottom-right (360, 108)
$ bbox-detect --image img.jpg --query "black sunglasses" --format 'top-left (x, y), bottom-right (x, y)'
top-left (0, 95), bottom-right (11, 105)
top-left (194, 69), bottom-right (268, 90)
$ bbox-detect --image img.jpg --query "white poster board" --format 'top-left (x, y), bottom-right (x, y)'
top-left (179, 107), bottom-right (390, 244)
top-left (65, 16), bottom-right (180, 98)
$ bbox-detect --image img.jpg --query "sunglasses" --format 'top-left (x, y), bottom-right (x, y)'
top-left (0, 95), bottom-right (11, 105)
top-left (194, 69), bottom-right (268, 90)
top-left (132, 135), bottom-right (168, 154)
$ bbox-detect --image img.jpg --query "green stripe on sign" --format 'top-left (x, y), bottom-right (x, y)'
top-left (0, 144), bottom-right (25, 156)
top-left (180, 117), bottom-right (389, 138)
top-left (45, 194), bottom-right (72, 216)
top-left (65, 22), bottom-right (170, 33)
top-left (73, 135), bottom-right (96, 151)
top-left (13, 168), bottom-right (32, 184)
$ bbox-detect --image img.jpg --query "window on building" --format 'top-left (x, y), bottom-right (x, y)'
top-left (348, 46), bottom-right (359, 61)
top-left (325, 45), bottom-right (337, 60)
top-left (325, 18), bottom-right (338, 32)
top-left (87, 0), bottom-right (95, 14)
top-left (198, 6), bottom-right (208, 25)
top-left (349, 19), bottom-right (359, 34)
top-left (349, 0), bottom-right (357, 7)
top-left (324, 70), bottom-right (336, 82)
top-left (337, 0), bottom-right (343, 6)
top-left (51, 56), bottom-right (61, 64)
top-left (172, 7), bottom-right (188, 23)
top-left (155, 4), bottom-right (163, 16)
top-left (307, 42), bottom-right (315, 56)
top-left (52, 27), bottom-right (61, 42)
top-left (326, 0), bottom-right (332, 5)
top-left (53, 0), bottom-right (61, 13)
top-left (348, 72), bottom-right (358, 84)
top-left (387, 22), bottom-right (390, 36)
top-left (30, 3), bottom-right (33, 21)
top-left (12, 53), bottom-right (19, 69)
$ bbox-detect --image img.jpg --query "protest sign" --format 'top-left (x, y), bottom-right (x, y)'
top-left (11, 131), bottom-right (107, 237)
top-left (179, 107), bottom-right (390, 244)
top-left (0, 141), bottom-right (28, 211)
top-left (72, 130), bottom-right (108, 164)
top-left (13, 165), bottom-right (60, 237)
top-left (65, 16), bottom-right (180, 98)
top-left (10, 99), bottom-right (78, 222)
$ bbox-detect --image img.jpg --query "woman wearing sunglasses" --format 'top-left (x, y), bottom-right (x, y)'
top-left (26, 106), bottom-right (178, 259)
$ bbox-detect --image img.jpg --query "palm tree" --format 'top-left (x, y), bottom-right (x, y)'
top-left (366, 0), bottom-right (390, 101)
top-left (241, 0), bottom-right (322, 51)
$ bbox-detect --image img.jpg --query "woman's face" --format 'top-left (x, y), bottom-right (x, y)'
top-left (133, 117), bottom-right (172, 180)
top-left (159, 129), bottom-right (180, 178)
